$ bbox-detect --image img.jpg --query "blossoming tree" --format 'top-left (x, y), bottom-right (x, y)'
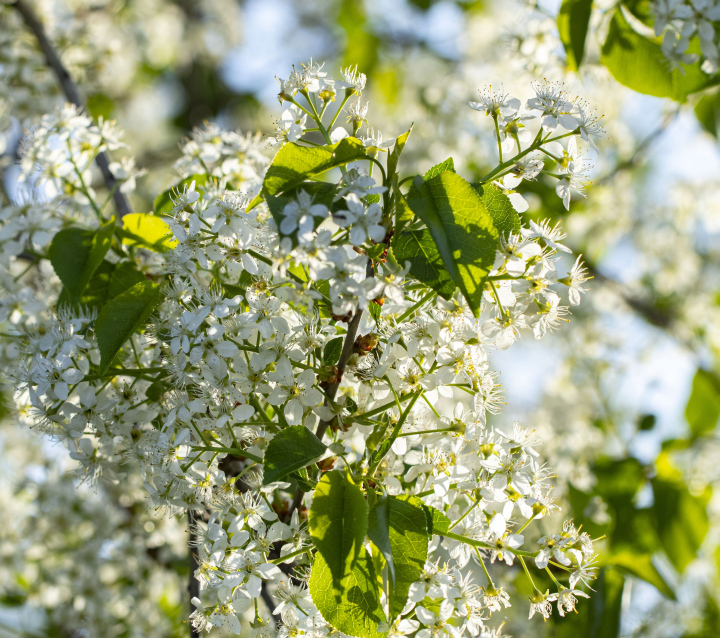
top-left (4, 0), bottom-right (720, 637)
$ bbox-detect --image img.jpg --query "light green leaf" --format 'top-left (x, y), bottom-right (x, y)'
top-left (610, 551), bottom-right (675, 599)
top-left (406, 172), bottom-right (498, 316)
top-left (262, 425), bottom-right (327, 485)
top-left (387, 125), bottom-right (413, 186)
top-left (423, 157), bottom-right (455, 180)
top-left (385, 496), bottom-right (427, 619)
top-left (324, 337), bottom-right (344, 366)
top-left (309, 471), bottom-right (368, 584)
top-left (474, 183), bottom-right (521, 236)
top-left (558, 0), bottom-right (594, 71)
top-left (121, 213), bottom-right (177, 252)
top-left (153, 174), bottom-right (208, 215)
top-left (695, 89), bottom-right (720, 138)
top-left (338, 0), bottom-right (379, 75)
top-left (685, 368), bottom-right (720, 438)
top-left (601, 8), bottom-right (720, 102)
top-left (256, 138), bottom-right (367, 208)
top-left (309, 550), bottom-right (386, 638)
top-left (652, 478), bottom-right (710, 573)
top-left (95, 281), bottom-right (165, 374)
top-left (309, 471), bottom-right (384, 637)
top-left (49, 218), bottom-right (116, 305)
top-left (423, 505), bottom-right (451, 536)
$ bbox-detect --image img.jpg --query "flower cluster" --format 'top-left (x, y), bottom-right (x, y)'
top-left (652, 0), bottom-right (720, 73)
top-left (469, 82), bottom-right (602, 212)
top-left (0, 63), bottom-right (603, 636)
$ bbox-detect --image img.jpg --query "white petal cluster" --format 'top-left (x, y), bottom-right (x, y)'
top-left (0, 63), bottom-right (601, 637)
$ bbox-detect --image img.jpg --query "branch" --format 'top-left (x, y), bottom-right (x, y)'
top-left (187, 510), bottom-right (201, 638)
top-left (10, 0), bottom-right (133, 218)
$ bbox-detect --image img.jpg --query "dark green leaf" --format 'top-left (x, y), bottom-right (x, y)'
top-left (406, 173), bottom-right (498, 316)
top-left (58, 260), bottom-right (146, 311)
top-left (49, 218), bottom-right (116, 305)
top-left (601, 9), bottom-right (720, 102)
top-left (393, 225), bottom-right (456, 300)
top-left (324, 337), bottom-right (344, 366)
top-left (153, 174), bottom-right (208, 215)
top-left (637, 413), bottom-right (657, 431)
top-left (423, 157), bottom-right (455, 180)
top-left (685, 369), bottom-right (720, 438)
top-left (290, 467), bottom-right (319, 492)
top-left (558, 0), bottom-right (594, 71)
top-left (95, 281), bottom-right (165, 374)
top-left (555, 567), bottom-right (624, 638)
top-left (262, 425), bottom-right (328, 485)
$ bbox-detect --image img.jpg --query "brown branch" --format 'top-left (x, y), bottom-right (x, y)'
top-left (10, 0), bottom-right (133, 218)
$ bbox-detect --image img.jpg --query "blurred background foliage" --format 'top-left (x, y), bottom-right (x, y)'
top-left (2, 0), bottom-right (720, 636)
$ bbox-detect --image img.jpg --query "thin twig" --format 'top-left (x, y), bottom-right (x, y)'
top-left (10, 0), bottom-right (133, 218)
top-left (187, 510), bottom-right (201, 638)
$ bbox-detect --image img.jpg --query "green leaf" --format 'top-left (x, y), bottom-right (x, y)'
top-left (153, 174), bottom-right (208, 215)
top-left (392, 182), bottom-right (417, 239)
top-left (406, 172), bottom-right (498, 316)
top-left (309, 471), bottom-right (368, 583)
top-left (610, 551), bottom-right (675, 599)
top-left (289, 467), bottom-right (319, 492)
top-left (95, 281), bottom-right (166, 374)
top-left (695, 89), bottom-right (720, 138)
top-left (385, 496), bottom-right (427, 619)
top-left (259, 138), bottom-right (367, 203)
top-left (555, 567), bottom-right (624, 638)
top-left (393, 226), bottom-right (456, 300)
top-left (309, 471), bottom-right (385, 637)
top-left (558, 0), bottom-right (594, 71)
top-left (601, 8), bottom-right (720, 102)
top-left (309, 550), bottom-right (386, 638)
top-left (86, 93), bottom-right (115, 120)
top-left (121, 213), bottom-right (177, 252)
top-left (338, 0), bottom-right (379, 75)
top-left (651, 478), bottom-right (710, 572)
top-left (262, 425), bottom-right (328, 485)
top-left (387, 125), bottom-right (413, 186)
top-left (58, 260), bottom-right (146, 311)
top-left (637, 413), bottom-right (657, 431)
top-left (49, 218), bottom-right (116, 305)
top-left (685, 369), bottom-right (720, 438)
top-left (423, 157), bottom-right (455, 180)
top-left (423, 505), bottom-right (451, 536)
top-left (324, 337), bottom-right (344, 366)
top-left (367, 497), bottom-right (394, 580)
top-left (473, 183), bottom-right (521, 236)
